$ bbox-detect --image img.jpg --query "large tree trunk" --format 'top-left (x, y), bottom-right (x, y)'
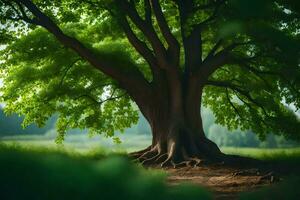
top-left (131, 75), bottom-right (224, 167)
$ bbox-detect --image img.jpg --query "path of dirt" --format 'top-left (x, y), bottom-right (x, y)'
top-left (163, 165), bottom-right (277, 200)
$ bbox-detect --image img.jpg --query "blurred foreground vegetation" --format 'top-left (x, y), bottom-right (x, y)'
top-left (1, 143), bottom-right (300, 200)
top-left (0, 143), bottom-right (212, 200)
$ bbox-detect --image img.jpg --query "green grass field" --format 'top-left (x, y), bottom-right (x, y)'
top-left (0, 143), bottom-right (212, 200)
top-left (0, 133), bottom-right (152, 153)
top-left (3, 133), bottom-right (300, 156)
top-left (221, 147), bottom-right (300, 161)
top-left (1, 135), bottom-right (300, 200)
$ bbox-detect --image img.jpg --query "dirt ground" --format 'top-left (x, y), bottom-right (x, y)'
top-left (164, 165), bottom-right (277, 200)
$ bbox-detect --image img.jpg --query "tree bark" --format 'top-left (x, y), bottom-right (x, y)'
top-left (132, 75), bottom-right (223, 167)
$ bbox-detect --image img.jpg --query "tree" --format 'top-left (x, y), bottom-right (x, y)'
top-left (0, 0), bottom-right (299, 166)
top-left (0, 108), bottom-right (55, 136)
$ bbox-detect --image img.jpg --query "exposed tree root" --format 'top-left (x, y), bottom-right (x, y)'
top-left (129, 130), bottom-right (263, 169)
top-left (177, 157), bottom-right (202, 167)
top-left (130, 145), bottom-right (264, 169)
top-left (154, 153), bottom-right (168, 163)
top-left (130, 146), bottom-right (152, 159)
top-left (130, 144), bottom-right (210, 168)
top-left (138, 147), bottom-right (157, 161)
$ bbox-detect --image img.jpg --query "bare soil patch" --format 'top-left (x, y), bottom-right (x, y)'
top-left (152, 164), bottom-right (281, 200)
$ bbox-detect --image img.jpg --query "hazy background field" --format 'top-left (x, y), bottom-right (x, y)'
top-left (0, 106), bottom-right (299, 154)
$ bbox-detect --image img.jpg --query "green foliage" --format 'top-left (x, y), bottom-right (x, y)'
top-left (202, 0), bottom-right (300, 141)
top-left (202, 108), bottom-right (300, 148)
top-left (0, 143), bottom-right (212, 200)
top-left (0, 26), bottom-right (139, 143)
top-left (0, 0), bottom-right (299, 143)
top-left (0, 108), bottom-right (55, 136)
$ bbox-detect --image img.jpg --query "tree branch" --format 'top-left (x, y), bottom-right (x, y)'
top-left (196, 41), bottom-right (253, 81)
top-left (116, 11), bottom-right (161, 79)
top-left (74, 94), bottom-right (100, 104)
top-left (234, 91), bottom-right (270, 127)
top-left (225, 88), bottom-right (243, 120)
top-left (205, 39), bottom-right (223, 60)
top-left (99, 93), bottom-right (127, 105)
top-left (3, 0), bottom-right (21, 16)
top-left (233, 58), bottom-right (279, 76)
top-left (59, 58), bottom-right (81, 86)
top-left (118, 1), bottom-right (169, 69)
top-left (2, 0), bottom-right (39, 24)
top-left (74, 91), bottom-right (127, 106)
top-left (14, 0), bottom-right (150, 94)
top-left (176, 1), bottom-right (203, 72)
top-left (150, 0), bottom-right (179, 60)
top-left (206, 80), bottom-right (269, 116)
top-left (14, 1), bottom-right (39, 24)
top-left (144, 0), bottom-right (152, 24)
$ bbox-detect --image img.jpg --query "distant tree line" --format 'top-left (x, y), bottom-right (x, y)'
top-left (202, 108), bottom-right (300, 148)
top-left (0, 108), bottom-right (299, 148)
top-left (0, 108), bottom-right (55, 137)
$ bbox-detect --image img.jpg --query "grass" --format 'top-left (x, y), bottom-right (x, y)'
top-left (1, 133), bottom-right (151, 153)
top-left (222, 147), bottom-right (300, 159)
top-left (222, 147), bottom-right (300, 166)
top-left (1, 137), bottom-right (300, 200)
top-left (3, 134), bottom-right (300, 157)
top-left (0, 143), bottom-right (212, 200)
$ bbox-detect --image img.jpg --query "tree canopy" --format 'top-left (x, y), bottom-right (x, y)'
top-left (0, 0), bottom-right (299, 144)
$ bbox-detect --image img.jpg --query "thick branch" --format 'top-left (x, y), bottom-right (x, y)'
top-left (118, 1), bottom-right (169, 69)
top-left (150, 0), bottom-right (179, 60)
top-left (197, 49), bottom-right (230, 82)
top-left (144, 0), bottom-right (152, 24)
top-left (15, 0), bottom-right (150, 93)
top-left (177, 0), bottom-right (226, 74)
top-left (176, 1), bottom-right (203, 73)
top-left (118, 15), bottom-right (159, 75)
top-left (196, 42), bottom-right (252, 82)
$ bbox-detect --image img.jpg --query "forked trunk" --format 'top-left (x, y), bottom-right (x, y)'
top-left (147, 112), bottom-right (223, 167)
top-left (132, 77), bottom-right (223, 167)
